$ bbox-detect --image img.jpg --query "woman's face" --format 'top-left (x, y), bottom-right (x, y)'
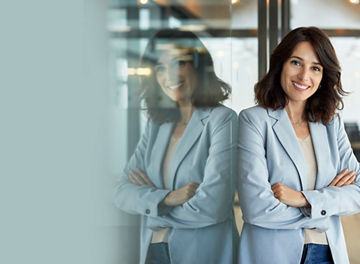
top-left (155, 48), bottom-right (198, 104)
top-left (280, 41), bottom-right (323, 105)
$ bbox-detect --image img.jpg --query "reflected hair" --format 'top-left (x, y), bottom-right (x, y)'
top-left (139, 29), bottom-right (231, 123)
top-left (255, 26), bottom-right (347, 124)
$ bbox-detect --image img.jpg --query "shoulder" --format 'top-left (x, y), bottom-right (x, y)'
top-left (238, 106), bottom-right (275, 141)
top-left (331, 113), bottom-right (343, 130)
top-left (239, 105), bottom-right (270, 127)
top-left (316, 113), bottom-right (343, 133)
top-left (239, 105), bottom-right (267, 119)
top-left (197, 106), bottom-right (237, 135)
top-left (208, 105), bottom-right (237, 122)
top-left (325, 113), bottom-right (346, 138)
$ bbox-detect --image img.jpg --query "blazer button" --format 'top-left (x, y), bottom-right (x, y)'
top-left (321, 210), bottom-right (326, 216)
top-left (145, 209), bottom-right (150, 215)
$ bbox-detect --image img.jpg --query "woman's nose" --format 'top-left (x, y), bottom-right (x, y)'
top-left (297, 67), bottom-right (310, 81)
top-left (165, 66), bottom-right (180, 83)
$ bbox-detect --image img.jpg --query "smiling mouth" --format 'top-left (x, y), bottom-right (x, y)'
top-left (167, 82), bottom-right (184, 90)
top-left (292, 81), bottom-right (310, 90)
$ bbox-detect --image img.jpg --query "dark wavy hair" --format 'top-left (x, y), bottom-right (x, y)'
top-left (255, 26), bottom-right (347, 124)
top-left (139, 29), bottom-right (231, 123)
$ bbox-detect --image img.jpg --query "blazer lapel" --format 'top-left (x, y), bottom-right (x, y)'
top-left (309, 122), bottom-right (333, 188)
top-left (268, 108), bottom-right (307, 190)
top-left (151, 122), bottom-right (174, 188)
top-left (169, 108), bottom-right (210, 189)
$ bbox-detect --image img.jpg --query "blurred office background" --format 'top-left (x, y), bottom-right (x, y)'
top-left (1, 0), bottom-right (359, 263)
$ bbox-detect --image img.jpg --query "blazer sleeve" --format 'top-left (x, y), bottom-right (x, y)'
top-left (146, 110), bottom-right (238, 229)
top-left (238, 110), bottom-right (330, 231)
top-left (301, 115), bottom-right (360, 219)
top-left (113, 121), bottom-right (170, 218)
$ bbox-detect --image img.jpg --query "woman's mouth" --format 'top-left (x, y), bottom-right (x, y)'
top-left (167, 82), bottom-right (184, 90)
top-left (292, 81), bottom-right (310, 90)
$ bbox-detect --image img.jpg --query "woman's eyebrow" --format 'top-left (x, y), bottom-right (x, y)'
top-left (290, 55), bottom-right (322, 65)
top-left (289, 55), bottom-right (303, 61)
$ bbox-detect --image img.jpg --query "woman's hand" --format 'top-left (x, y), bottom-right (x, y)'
top-left (329, 168), bottom-right (356, 187)
top-left (163, 182), bottom-right (199, 207)
top-left (129, 168), bottom-right (155, 187)
top-left (271, 183), bottom-right (309, 208)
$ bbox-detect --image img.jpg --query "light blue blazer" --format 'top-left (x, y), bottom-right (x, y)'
top-left (237, 106), bottom-right (360, 264)
top-left (114, 106), bottom-right (238, 264)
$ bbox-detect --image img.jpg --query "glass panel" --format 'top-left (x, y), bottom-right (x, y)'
top-left (109, 0), bottom-right (254, 263)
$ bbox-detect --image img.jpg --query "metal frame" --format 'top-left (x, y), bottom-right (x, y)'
top-left (126, 8), bottom-right (141, 160)
top-left (110, 28), bottom-right (257, 39)
top-left (269, 0), bottom-right (279, 55)
top-left (281, 0), bottom-right (290, 38)
top-left (258, 0), bottom-right (267, 81)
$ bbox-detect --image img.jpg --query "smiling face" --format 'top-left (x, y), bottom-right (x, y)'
top-left (155, 49), bottom-right (197, 105)
top-left (280, 41), bottom-right (323, 106)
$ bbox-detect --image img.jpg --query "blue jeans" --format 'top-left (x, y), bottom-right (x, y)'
top-left (146, 243), bottom-right (171, 264)
top-left (301, 244), bottom-right (334, 264)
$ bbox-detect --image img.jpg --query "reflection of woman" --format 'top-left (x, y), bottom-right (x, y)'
top-left (115, 29), bottom-right (238, 264)
top-left (238, 27), bottom-right (360, 264)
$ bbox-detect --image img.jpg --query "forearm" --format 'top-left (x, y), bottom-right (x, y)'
top-left (239, 182), bottom-right (329, 231)
top-left (302, 183), bottom-right (360, 219)
top-left (146, 201), bottom-right (233, 229)
top-left (114, 178), bottom-right (170, 217)
top-left (146, 182), bottom-right (235, 229)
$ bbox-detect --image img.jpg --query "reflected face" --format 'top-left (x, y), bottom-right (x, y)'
top-left (280, 41), bottom-right (323, 105)
top-left (155, 49), bottom-right (197, 104)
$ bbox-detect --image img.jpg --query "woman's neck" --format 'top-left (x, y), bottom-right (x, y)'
top-left (285, 101), bottom-right (307, 125)
top-left (178, 101), bottom-right (194, 126)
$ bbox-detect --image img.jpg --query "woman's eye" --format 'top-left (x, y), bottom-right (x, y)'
top-left (312, 66), bottom-right (321, 72)
top-left (154, 65), bottom-right (165, 74)
top-left (290, 60), bottom-right (300, 66)
top-left (169, 59), bottom-right (186, 69)
top-left (177, 60), bottom-right (187, 67)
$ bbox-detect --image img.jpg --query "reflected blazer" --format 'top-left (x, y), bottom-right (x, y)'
top-left (115, 106), bottom-right (238, 264)
top-left (237, 106), bottom-right (360, 264)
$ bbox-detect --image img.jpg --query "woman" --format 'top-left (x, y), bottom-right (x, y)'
top-left (114, 29), bottom-right (238, 264)
top-left (238, 27), bottom-right (360, 264)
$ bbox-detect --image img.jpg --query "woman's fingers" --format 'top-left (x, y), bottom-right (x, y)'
top-left (334, 171), bottom-right (355, 187)
top-left (135, 168), bottom-right (155, 187)
top-left (163, 182), bottom-right (199, 207)
top-left (329, 168), bottom-right (348, 186)
top-left (271, 183), bottom-right (283, 198)
top-left (129, 171), bottom-right (140, 185)
top-left (341, 173), bottom-right (356, 186)
top-left (188, 182), bottom-right (199, 191)
top-left (271, 183), bottom-right (281, 192)
top-left (129, 170), bottom-right (146, 185)
top-left (184, 182), bottom-right (199, 198)
top-left (128, 168), bottom-right (156, 187)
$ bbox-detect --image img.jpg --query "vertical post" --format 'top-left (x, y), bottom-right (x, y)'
top-left (258, 0), bottom-right (268, 80)
top-left (124, 5), bottom-right (141, 264)
top-left (281, 0), bottom-right (290, 38)
top-left (269, 0), bottom-right (279, 55)
top-left (126, 6), bottom-right (141, 160)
